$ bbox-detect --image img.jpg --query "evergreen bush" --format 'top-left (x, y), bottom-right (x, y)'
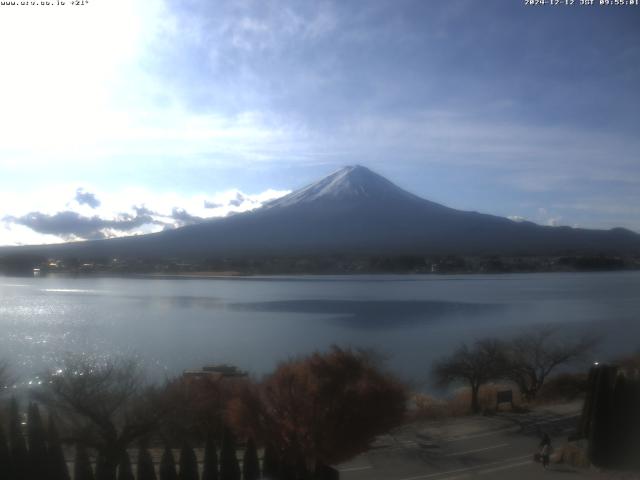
top-left (27, 403), bottom-right (48, 480)
top-left (201, 433), bottom-right (218, 480)
top-left (242, 438), bottom-right (260, 480)
top-left (159, 446), bottom-right (178, 480)
top-left (178, 442), bottom-right (198, 480)
top-left (136, 442), bottom-right (157, 480)
top-left (47, 416), bottom-right (71, 480)
top-left (10, 398), bottom-right (28, 480)
top-left (117, 451), bottom-right (135, 480)
top-left (219, 428), bottom-right (240, 480)
top-left (74, 443), bottom-right (95, 480)
top-left (0, 424), bottom-right (11, 479)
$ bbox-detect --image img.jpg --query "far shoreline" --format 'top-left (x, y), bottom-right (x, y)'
top-left (3, 268), bottom-right (640, 282)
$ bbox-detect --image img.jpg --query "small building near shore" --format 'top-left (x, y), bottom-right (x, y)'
top-left (182, 364), bottom-right (248, 381)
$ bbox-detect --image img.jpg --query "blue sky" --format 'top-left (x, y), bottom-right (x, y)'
top-left (0, 0), bottom-right (639, 244)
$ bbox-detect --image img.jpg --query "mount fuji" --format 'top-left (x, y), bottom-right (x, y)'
top-left (4, 165), bottom-right (640, 259)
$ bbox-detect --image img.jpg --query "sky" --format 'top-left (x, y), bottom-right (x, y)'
top-left (0, 0), bottom-right (639, 245)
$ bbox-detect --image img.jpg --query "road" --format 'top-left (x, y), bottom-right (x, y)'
top-left (337, 404), bottom-right (601, 480)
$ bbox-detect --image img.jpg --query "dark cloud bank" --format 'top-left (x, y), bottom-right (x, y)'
top-left (6, 211), bottom-right (157, 240)
top-left (5, 205), bottom-right (211, 241)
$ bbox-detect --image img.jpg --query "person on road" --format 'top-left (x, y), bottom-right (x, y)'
top-left (539, 433), bottom-right (551, 469)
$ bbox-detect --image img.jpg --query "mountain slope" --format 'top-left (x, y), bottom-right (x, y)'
top-left (3, 165), bottom-right (640, 259)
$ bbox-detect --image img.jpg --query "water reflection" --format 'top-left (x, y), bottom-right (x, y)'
top-left (230, 299), bottom-right (505, 329)
top-left (1, 272), bottom-right (639, 382)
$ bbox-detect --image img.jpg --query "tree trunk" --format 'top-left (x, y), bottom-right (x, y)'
top-left (526, 376), bottom-right (542, 401)
top-left (471, 385), bottom-right (480, 414)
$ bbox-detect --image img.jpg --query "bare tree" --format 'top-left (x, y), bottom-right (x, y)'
top-left (36, 357), bottom-right (166, 480)
top-left (432, 339), bottom-right (507, 413)
top-left (504, 327), bottom-right (597, 401)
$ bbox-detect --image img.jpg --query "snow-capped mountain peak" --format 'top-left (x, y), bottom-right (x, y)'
top-left (266, 165), bottom-right (417, 208)
top-left (4, 164), bottom-right (640, 259)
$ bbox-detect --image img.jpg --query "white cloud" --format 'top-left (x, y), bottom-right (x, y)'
top-left (0, 186), bottom-right (289, 246)
top-left (0, 222), bottom-right (66, 247)
top-left (535, 208), bottom-right (563, 228)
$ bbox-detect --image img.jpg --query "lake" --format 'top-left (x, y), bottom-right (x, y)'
top-left (1, 272), bottom-right (639, 387)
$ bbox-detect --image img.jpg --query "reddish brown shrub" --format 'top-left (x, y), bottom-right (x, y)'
top-left (228, 346), bottom-right (407, 471)
top-left (537, 372), bottom-right (589, 404)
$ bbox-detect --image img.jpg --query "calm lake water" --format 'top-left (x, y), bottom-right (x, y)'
top-left (1, 272), bottom-right (639, 386)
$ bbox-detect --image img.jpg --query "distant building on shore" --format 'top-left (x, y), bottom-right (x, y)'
top-left (182, 364), bottom-right (248, 381)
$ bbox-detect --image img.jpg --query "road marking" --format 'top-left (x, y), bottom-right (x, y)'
top-left (432, 474), bottom-right (471, 480)
top-left (378, 438), bottom-right (422, 452)
top-left (435, 461), bottom-right (532, 480)
top-left (534, 414), bottom-right (580, 426)
top-left (444, 443), bottom-right (509, 457)
top-left (396, 454), bottom-right (532, 480)
top-left (477, 460), bottom-right (532, 474)
top-left (338, 465), bottom-right (373, 472)
top-left (438, 413), bottom-right (581, 443)
top-left (393, 440), bottom-right (419, 447)
top-left (443, 427), bottom-right (516, 442)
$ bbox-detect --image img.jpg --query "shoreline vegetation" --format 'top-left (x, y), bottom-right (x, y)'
top-left (1, 340), bottom-right (638, 477)
top-left (2, 253), bottom-right (640, 277)
top-left (0, 348), bottom-right (406, 480)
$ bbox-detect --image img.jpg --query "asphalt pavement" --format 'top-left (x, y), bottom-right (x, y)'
top-left (337, 402), bottom-right (606, 480)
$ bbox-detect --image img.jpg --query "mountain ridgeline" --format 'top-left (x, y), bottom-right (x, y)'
top-left (4, 166), bottom-right (640, 261)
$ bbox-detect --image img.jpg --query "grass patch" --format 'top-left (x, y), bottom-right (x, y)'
top-left (554, 443), bottom-right (590, 468)
top-left (410, 384), bottom-right (524, 420)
